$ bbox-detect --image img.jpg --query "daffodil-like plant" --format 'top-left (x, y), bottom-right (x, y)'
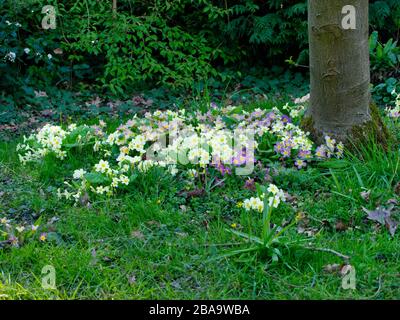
top-left (222, 182), bottom-right (352, 263)
top-left (220, 183), bottom-right (296, 262)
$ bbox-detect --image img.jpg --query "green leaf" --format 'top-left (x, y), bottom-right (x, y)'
top-left (129, 173), bottom-right (138, 182)
top-left (84, 172), bottom-right (109, 184)
top-left (227, 229), bottom-right (263, 245)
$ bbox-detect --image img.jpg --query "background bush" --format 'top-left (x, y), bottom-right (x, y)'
top-left (1, 0), bottom-right (399, 101)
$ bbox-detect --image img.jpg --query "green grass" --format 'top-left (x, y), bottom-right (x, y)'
top-left (0, 118), bottom-right (400, 300)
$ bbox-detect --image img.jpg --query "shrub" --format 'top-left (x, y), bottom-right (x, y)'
top-left (1, 0), bottom-right (399, 99)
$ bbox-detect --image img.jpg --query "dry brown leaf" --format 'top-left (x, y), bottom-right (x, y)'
top-left (53, 48), bottom-right (63, 55)
top-left (394, 182), bottom-right (400, 195)
top-left (146, 220), bottom-right (160, 227)
top-left (363, 205), bottom-right (398, 236)
top-left (185, 188), bottom-right (205, 199)
top-left (323, 264), bottom-right (342, 273)
top-left (335, 220), bottom-right (347, 232)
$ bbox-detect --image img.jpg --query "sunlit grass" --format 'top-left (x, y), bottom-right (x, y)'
top-left (1, 105), bottom-right (399, 300)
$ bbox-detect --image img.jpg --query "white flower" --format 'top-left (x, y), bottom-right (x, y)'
top-left (169, 165), bottom-right (178, 176)
top-left (294, 93), bottom-right (310, 104)
top-left (119, 175), bottom-right (129, 185)
top-left (16, 226), bottom-right (25, 233)
top-left (243, 199), bottom-right (252, 211)
top-left (5, 52), bottom-right (16, 62)
top-left (267, 184), bottom-right (279, 195)
top-left (120, 146), bottom-right (129, 154)
top-left (24, 48), bottom-right (30, 54)
top-left (137, 160), bottom-right (154, 172)
top-left (95, 186), bottom-right (110, 195)
top-left (47, 54), bottom-right (53, 60)
top-left (94, 141), bottom-right (101, 151)
top-left (117, 153), bottom-right (127, 163)
top-left (243, 197), bottom-right (264, 213)
top-left (73, 169), bottom-right (86, 179)
top-left (290, 109), bottom-right (299, 118)
top-left (325, 136), bottom-right (336, 152)
top-left (63, 190), bottom-right (72, 200)
top-left (95, 160), bottom-right (110, 173)
top-left (268, 196), bottom-right (281, 208)
top-left (187, 169), bottom-right (197, 178)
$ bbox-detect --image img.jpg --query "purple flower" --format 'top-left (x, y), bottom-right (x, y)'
top-left (213, 162), bottom-right (232, 176)
top-left (281, 115), bottom-right (292, 124)
top-left (266, 112), bottom-right (276, 121)
top-left (116, 124), bottom-right (125, 131)
top-left (315, 145), bottom-right (327, 158)
top-left (264, 167), bottom-right (273, 182)
top-left (281, 147), bottom-right (291, 158)
top-left (244, 178), bottom-right (255, 191)
top-left (231, 148), bottom-right (254, 167)
top-left (126, 120), bottom-right (135, 127)
top-left (251, 110), bottom-right (263, 119)
top-left (298, 149), bottom-right (311, 159)
top-left (295, 159), bottom-right (307, 169)
top-left (9, 235), bottom-right (19, 246)
top-left (275, 141), bottom-right (292, 158)
top-left (274, 142), bottom-right (284, 154)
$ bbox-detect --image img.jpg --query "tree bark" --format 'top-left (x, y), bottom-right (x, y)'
top-left (306, 0), bottom-right (374, 143)
top-left (113, 0), bottom-right (117, 16)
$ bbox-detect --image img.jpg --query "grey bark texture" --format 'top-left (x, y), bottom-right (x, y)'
top-left (113, 0), bottom-right (117, 15)
top-left (306, 0), bottom-right (371, 142)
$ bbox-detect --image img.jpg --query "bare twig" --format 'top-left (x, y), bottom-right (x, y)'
top-left (303, 246), bottom-right (350, 262)
top-left (202, 242), bottom-right (243, 248)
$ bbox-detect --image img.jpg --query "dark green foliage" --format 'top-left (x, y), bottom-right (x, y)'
top-left (372, 77), bottom-right (400, 107)
top-left (370, 0), bottom-right (400, 39)
top-left (370, 31), bottom-right (400, 83)
top-left (1, 0), bottom-right (400, 101)
top-left (368, 30), bottom-right (400, 107)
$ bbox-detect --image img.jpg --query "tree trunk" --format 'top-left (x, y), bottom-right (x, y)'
top-left (113, 0), bottom-right (117, 16)
top-left (305, 0), bottom-right (386, 144)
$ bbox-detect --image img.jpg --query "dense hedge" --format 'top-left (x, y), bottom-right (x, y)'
top-left (1, 0), bottom-right (399, 96)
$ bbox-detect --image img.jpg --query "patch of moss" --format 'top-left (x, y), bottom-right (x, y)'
top-left (350, 102), bottom-right (392, 151)
top-left (300, 114), bottom-right (324, 144)
top-left (300, 115), bottom-right (314, 136)
top-left (301, 103), bottom-right (393, 149)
